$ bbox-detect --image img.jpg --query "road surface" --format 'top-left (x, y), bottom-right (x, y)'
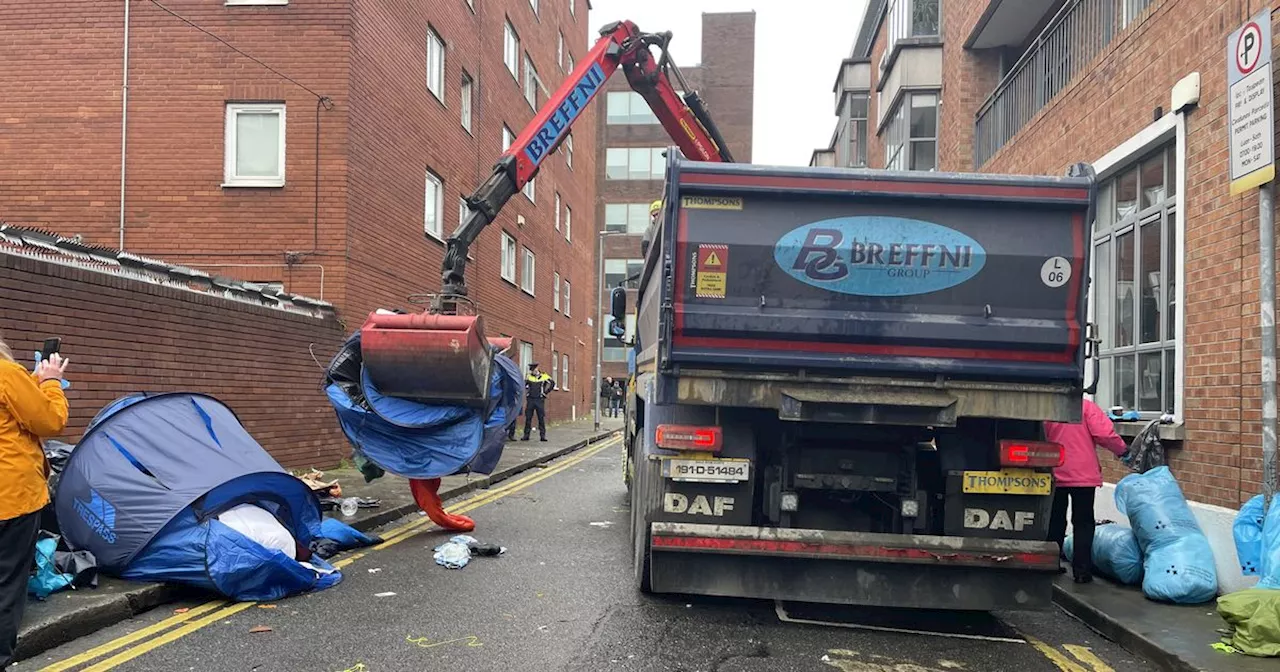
top-left (29, 437), bottom-right (1157, 672)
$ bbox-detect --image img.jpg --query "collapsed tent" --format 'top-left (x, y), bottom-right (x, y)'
top-left (55, 393), bottom-right (344, 601)
top-left (323, 327), bottom-right (523, 481)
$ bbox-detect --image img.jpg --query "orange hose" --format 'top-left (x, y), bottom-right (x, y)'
top-left (409, 477), bottom-right (476, 532)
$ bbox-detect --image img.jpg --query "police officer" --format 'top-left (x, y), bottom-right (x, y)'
top-left (521, 362), bottom-right (556, 441)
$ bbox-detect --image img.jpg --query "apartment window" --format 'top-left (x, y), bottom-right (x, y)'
top-left (424, 170), bottom-right (444, 239)
top-left (562, 280), bottom-right (571, 316)
top-left (224, 103), bottom-right (285, 187)
top-left (605, 203), bottom-right (651, 235)
top-left (519, 342), bottom-right (534, 374)
top-left (553, 272), bottom-right (561, 311)
top-left (603, 315), bottom-right (636, 362)
top-left (605, 147), bottom-right (667, 180)
top-left (569, 0), bottom-right (575, 18)
top-left (606, 91), bottom-right (659, 125)
top-left (503, 124), bottom-right (515, 151)
top-left (524, 177), bottom-right (535, 202)
top-left (524, 55), bottom-right (540, 108)
top-left (551, 349), bottom-right (559, 386)
top-left (522, 247), bottom-right (536, 294)
top-left (564, 205), bottom-right (571, 241)
top-left (605, 259), bottom-right (644, 290)
top-left (427, 28), bottom-right (445, 101)
top-left (558, 32), bottom-right (565, 69)
top-left (1092, 143), bottom-right (1178, 415)
top-left (501, 232), bottom-right (517, 283)
top-left (565, 133), bottom-right (574, 168)
top-left (503, 20), bottom-right (520, 80)
top-left (528, 0), bottom-right (538, 14)
top-left (847, 93), bottom-right (869, 168)
top-left (561, 354), bottom-right (570, 390)
top-left (458, 196), bottom-right (469, 228)
top-left (567, 52), bottom-right (575, 76)
top-left (466, 0), bottom-right (475, 12)
top-left (883, 92), bottom-right (937, 172)
top-left (554, 192), bottom-right (562, 230)
top-left (1121, 0), bottom-right (1154, 29)
top-left (460, 73), bottom-right (474, 131)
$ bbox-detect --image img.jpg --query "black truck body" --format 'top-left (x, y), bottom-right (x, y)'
top-left (622, 156), bottom-right (1097, 611)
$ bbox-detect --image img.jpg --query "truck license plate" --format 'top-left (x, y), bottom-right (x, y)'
top-left (962, 469), bottom-right (1051, 495)
top-left (663, 458), bottom-right (750, 483)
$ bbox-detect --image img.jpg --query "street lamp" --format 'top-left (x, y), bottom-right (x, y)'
top-left (595, 229), bottom-right (626, 431)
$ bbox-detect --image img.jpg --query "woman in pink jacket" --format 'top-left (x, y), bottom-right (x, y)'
top-left (1043, 397), bottom-right (1128, 583)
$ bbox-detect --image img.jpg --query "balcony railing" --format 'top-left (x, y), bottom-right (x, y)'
top-left (974, 0), bottom-right (1144, 167)
top-left (880, 0), bottom-right (940, 71)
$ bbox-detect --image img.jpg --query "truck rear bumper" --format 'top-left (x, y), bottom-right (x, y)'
top-left (649, 523), bottom-right (1060, 611)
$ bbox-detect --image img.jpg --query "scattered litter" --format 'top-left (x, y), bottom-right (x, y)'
top-left (433, 535), bottom-right (506, 569)
top-left (257, 604), bottom-right (277, 609)
top-left (1210, 642), bottom-right (1238, 654)
top-left (685, 604), bottom-right (692, 608)
top-left (249, 625), bottom-right (273, 634)
top-left (368, 568), bottom-right (383, 574)
top-left (298, 470), bottom-right (342, 498)
top-left (821, 655), bottom-right (831, 662)
top-left (174, 607), bottom-right (190, 614)
top-left (589, 521), bottom-right (614, 528)
top-left (375, 591), bottom-right (397, 598)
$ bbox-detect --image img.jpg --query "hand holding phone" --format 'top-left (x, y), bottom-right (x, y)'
top-left (41, 337), bottom-right (61, 360)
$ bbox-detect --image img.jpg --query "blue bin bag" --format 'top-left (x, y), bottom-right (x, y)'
top-left (326, 345), bottom-right (523, 480)
top-left (28, 536), bottom-right (74, 600)
top-left (1115, 466), bottom-right (1218, 604)
top-left (1236, 495), bottom-right (1267, 577)
top-left (1063, 523), bottom-right (1144, 586)
top-left (318, 517), bottom-right (381, 549)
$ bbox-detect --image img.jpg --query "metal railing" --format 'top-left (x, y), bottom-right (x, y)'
top-left (881, 0), bottom-right (941, 71)
top-left (974, 0), bottom-right (1134, 167)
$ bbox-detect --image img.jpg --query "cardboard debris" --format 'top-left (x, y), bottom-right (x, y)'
top-left (249, 625), bottom-right (273, 634)
top-left (298, 469), bottom-right (342, 497)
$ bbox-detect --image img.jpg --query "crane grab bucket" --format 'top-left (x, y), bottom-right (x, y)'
top-left (359, 313), bottom-right (493, 407)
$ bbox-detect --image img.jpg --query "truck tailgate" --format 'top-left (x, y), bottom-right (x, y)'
top-left (664, 162), bottom-right (1094, 382)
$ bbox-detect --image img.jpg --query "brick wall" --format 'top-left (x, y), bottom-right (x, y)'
top-left (948, 0), bottom-right (1277, 508)
top-left (0, 253), bottom-right (348, 469)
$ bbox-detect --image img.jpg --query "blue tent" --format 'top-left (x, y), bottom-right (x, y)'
top-left (55, 393), bottom-right (343, 601)
top-left (324, 330), bottom-right (524, 479)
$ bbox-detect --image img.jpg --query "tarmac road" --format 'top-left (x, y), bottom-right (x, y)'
top-left (28, 438), bottom-right (1158, 672)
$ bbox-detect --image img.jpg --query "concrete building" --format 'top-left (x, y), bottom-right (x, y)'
top-left (815, 0), bottom-right (1280, 593)
top-left (594, 11), bottom-right (756, 394)
top-left (0, 0), bottom-right (602, 423)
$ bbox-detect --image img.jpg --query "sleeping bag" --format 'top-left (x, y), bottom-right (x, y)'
top-left (1115, 466), bottom-right (1218, 604)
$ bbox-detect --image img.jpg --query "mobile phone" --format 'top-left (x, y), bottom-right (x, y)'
top-left (41, 337), bottom-right (61, 360)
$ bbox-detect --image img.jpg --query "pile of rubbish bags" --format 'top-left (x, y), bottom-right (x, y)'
top-left (1063, 523), bottom-right (1143, 586)
top-left (1223, 493), bottom-right (1280, 656)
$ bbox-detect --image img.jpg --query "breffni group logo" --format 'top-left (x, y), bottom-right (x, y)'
top-left (75, 488), bottom-right (118, 544)
top-left (773, 216), bottom-right (987, 296)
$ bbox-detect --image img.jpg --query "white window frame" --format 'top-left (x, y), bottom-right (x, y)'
top-left (551, 349), bottom-right (559, 386)
top-left (558, 32), bottom-right (565, 70)
top-left (223, 103), bottom-right (286, 188)
top-left (882, 91), bottom-right (937, 172)
top-left (562, 280), bottom-right (571, 316)
top-left (568, 0), bottom-right (575, 19)
top-left (524, 176), bottom-right (536, 202)
top-left (529, 0), bottom-right (539, 15)
top-left (503, 20), bottom-right (520, 81)
top-left (554, 192), bottom-right (562, 230)
top-left (503, 124), bottom-right (515, 152)
top-left (567, 52), bottom-right (575, 76)
top-left (460, 72), bottom-right (474, 132)
top-left (604, 147), bottom-right (667, 180)
top-left (561, 353), bottom-right (570, 391)
top-left (565, 133), bottom-right (574, 168)
top-left (523, 54), bottom-right (540, 109)
top-left (519, 342), bottom-right (534, 374)
top-left (522, 246), bottom-right (536, 295)
top-left (424, 170), bottom-right (444, 240)
top-left (427, 27), bottom-right (445, 102)
top-left (605, 202), bottom-right (651, 235)
top-left (501, 232), bottom-right (518, 284)
top-left (465, 0), bottom-right (475, 13)
top-left (564, 204), bottom-right (571, 242)
top-left (1086, 112), bottom-right (1186, 421)
top-left (458, 196), bottom-right (469, 229)
top-left (553, 272), bottom-right (561, 311)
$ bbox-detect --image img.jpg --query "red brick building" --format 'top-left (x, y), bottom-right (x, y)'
top-left (0, 0), bottom-right (601, 422)
top-left (594, 11), bottom-right (756, 392)
top-left (814, 0), bottom-right (1280, 591)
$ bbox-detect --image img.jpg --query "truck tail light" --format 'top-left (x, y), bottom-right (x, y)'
top-left (656, 425), bottom-right (723, 452)
top-left (999, 440), bottom-right (1064, 468)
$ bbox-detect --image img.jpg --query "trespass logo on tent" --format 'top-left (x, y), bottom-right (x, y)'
top-left (74, 489), bottom-right (118, 544)
top-left (773, 216), bottom-right (986, 296)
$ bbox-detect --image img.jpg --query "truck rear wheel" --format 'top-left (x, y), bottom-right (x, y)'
top-left (630, 440), bottom-right (661, 593)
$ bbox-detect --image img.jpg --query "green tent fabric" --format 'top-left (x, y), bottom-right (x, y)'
top-left (1219, 588), bottom-right (1280, 657)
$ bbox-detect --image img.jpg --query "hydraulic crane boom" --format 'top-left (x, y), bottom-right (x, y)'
top-left (436, 19), bottom-right (735, 308)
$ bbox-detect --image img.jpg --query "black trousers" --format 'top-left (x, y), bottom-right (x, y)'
top-left (1048, 487), bottom-right (1096, 577)
top-left (522, 398), bottom-right (547, 439)
top-left (0, 510), bottom-right (41, 670)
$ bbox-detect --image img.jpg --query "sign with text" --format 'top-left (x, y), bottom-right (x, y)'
top-left (1228, 9), bottom-right (1275, 195)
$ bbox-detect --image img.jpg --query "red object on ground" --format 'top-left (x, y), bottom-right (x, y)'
top-left (409, 477), bottom-right (475, 532)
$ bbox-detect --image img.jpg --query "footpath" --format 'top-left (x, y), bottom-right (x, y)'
top-left (1054, 575), bottom-right (1272, 672)
top-left (15, 417), bottom-right (622, 664)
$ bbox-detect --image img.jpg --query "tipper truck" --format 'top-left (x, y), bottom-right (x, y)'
top-left (614, 156), bottom-right (1098, 611)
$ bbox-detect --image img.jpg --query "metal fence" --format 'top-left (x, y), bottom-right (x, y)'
top-left (974, 0), bottom-right (1150, 167)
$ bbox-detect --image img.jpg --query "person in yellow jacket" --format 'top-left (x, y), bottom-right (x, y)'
top-left (521, 363), bottom-right (556, 442)
top-left (0, 335), bottom-right (68, 670)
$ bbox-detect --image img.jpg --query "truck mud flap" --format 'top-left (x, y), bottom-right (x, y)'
top-left (649, 523), bottom-right (1059, 611)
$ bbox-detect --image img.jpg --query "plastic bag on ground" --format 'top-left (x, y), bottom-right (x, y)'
top-left (1236, 495), bottom-right (1267, 576)
top-left (1218, 588), bottom-right (1280, 657)
top-left (434, 535), bottom-right (478, 569)
top-left (1115, 466), bottom-right (1218, 604)
top-left (1063, 522), bottom-right (1143, 585)
top-left (28, 535), bottom-right (74, 600)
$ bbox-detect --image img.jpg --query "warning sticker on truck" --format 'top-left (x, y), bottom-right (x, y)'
top-left (695, 244), bottom-right (729, 298)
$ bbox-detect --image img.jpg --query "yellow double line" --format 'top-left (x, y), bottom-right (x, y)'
top-left (41, 436), bottom-right (620, 672)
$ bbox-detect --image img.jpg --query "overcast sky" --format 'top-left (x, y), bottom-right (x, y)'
top-left (587, 0), bottom-right (869, 166)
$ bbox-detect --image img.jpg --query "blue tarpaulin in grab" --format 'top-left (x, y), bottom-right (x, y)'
top-left (323, 330), bottom-right (524, 480)
top-left (55, 393), bottom-right (344, 601)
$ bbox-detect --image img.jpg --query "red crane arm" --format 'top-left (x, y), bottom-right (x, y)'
top-left (435, 19), bottom-right (734, 307)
